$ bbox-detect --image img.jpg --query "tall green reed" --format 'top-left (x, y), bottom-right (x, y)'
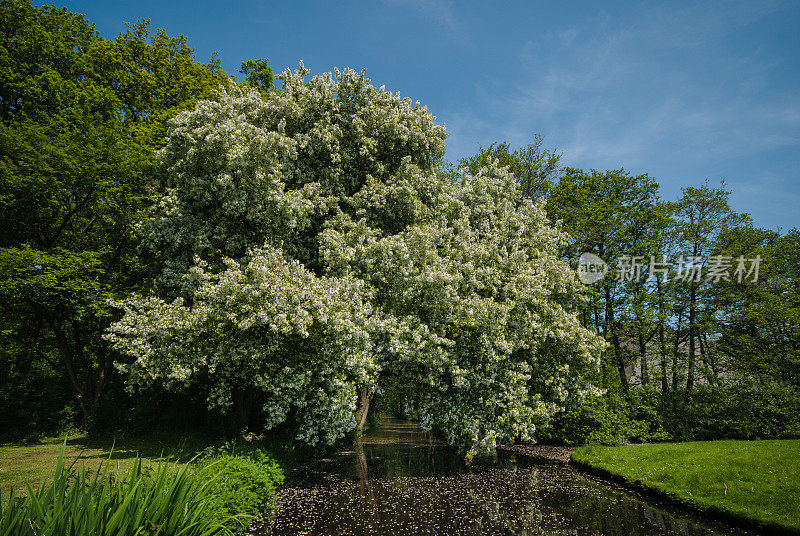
top-left (0, 441), bottom-right (247, 536)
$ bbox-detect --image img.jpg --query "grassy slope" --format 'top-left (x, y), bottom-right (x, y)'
top-left (0, 433), bottom-right (214, 497)
top-left (572, 440), bottom-right (800, 532)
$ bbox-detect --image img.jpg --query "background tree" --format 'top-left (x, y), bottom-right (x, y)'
top-left (670, 180), bottom-right (749, 394)
top-left (714, 226), bottom-right (800, 386)
top-left (239, 58), bottom-right (274, 92)
top-left (0, 0), bottom-right (227, 428)
top-left (547, 168), bottom-right (662, 395)
top-left (457, 135), bottom-right (562, 200)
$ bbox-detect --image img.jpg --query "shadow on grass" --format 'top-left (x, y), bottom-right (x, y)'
top-left (61, 434), bottom-right (218, 464)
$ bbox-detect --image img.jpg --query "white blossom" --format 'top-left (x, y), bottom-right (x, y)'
top-left (106, 65), bottom-right (604, 453)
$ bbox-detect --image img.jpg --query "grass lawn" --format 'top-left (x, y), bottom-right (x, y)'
top-left (0, 433), bottom-right (215, 498)
top-left (572, 439), bottom-right (800, 533)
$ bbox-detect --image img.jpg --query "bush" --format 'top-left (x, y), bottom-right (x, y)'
top-left (197, 447), bottom-right (284, 532)
top-left (542, 380), bottom-right (800, 446)
top-left (0, 445), bottom-right (243, 535)
top-left (88, 376), bottom-right (230, 439)
top-left (541, 395), bottom-right (631, 446)
top-left (0, 363), bottom-right (73, 440)
top-left (668, 381), bottom-right (800, 441)
top-left (626, 387), bottom-right (671, 443)
top-left (541, 388), bottom-right (671, 446)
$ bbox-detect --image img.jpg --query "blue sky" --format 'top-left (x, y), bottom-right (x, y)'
top-left (61, 0), bottom-right (800, 231)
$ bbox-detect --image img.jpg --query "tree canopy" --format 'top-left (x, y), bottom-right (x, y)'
top-left (0, 0), bottom-right (227, 427)
top-left (106, 68), bottom-right (605, 454)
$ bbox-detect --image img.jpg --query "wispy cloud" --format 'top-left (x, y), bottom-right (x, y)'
top-left (382, 0), bottom-right (468, 43)
top-left (436, 1), bottom-right (799, 228)
top-left (447, 1), bottom-right (799, 171)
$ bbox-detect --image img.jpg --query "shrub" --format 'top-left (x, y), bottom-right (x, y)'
top-left (668, 381), bottom-right (800, 441)
top-left (626, 387), bottom-right (671, 443)
top-left (541, 388), bottom-right (671, 446)
top-left (542, 380), bottom-right (800, 446)
top-left (541, 395), bottom-right (631, 446)
top-left (0, 363), bottom-right (73, 440)
top-left (197, 448), bottom-right (284, 532)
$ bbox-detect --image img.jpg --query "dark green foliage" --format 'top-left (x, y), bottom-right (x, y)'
top-left (365, 411), bottom-right (382, 432)
top-left (87, 381), bottom-right (229, 439)
top-left (0, 0), bottom-right (228, 429)
top-left (544, 382), bottom-right (800, 446)
top-left (542, 395), bottom-right (632, 446)
top-left (624, 387), bottom-right (671, 443)
top-left (669, 382), bottom-right (800, 441)
top-left (373, 375), bottom-right (416, 419)
top-left (0, 362), bottom-right (73, 440)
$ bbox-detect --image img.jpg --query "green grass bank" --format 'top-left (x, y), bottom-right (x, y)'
top-left (572, 439), bottom-right (800, 534)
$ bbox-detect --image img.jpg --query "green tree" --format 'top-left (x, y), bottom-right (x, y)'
top-left (714, 226), bottom-right (800, 385)
top-left (0, 0), bottom-right (227, 428)
top-left (619, 199), bottom-right (675, 391)
top-left (547, 168), bottom-right (663, 395)
top-left (458, 135), bottom-right (561, 199)
top-left (239, 58), bottom-right (274, 92)
top-left (670, 180), bottom-right (748, 395)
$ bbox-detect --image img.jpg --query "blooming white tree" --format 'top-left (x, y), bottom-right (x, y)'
top-left (322, 158), bottom-right (605, 453)
top-left (106, 64), bottom-right (604, 454)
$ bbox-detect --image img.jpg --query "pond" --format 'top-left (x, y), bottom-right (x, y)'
top-left (266, 419), bottom-right (757, 536)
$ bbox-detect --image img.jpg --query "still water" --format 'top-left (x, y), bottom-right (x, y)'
top-left (267, 419), bottom-right (755, 536)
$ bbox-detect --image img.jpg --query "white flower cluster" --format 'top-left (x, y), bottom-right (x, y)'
top-left (106, 65), bottom-right (604, 453)
top-left (322, 158), bottom-right (606, 454)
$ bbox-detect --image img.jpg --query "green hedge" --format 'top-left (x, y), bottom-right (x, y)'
top-left (542, 382), bottom-right (800, 446)
top-left (669, 382), bottom-right (800, 441)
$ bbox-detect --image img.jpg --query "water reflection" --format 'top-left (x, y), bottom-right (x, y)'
top-left (268, 420), bottom-right (754, 536)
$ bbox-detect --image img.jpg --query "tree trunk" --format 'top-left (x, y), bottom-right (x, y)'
top-left (356, 387), bottom-right (372, 431)
top-left (657, 278), bottom-right (669, 394)
top-left (672, 311), bottom-right (683, 392)
top-left (50, 316), bottom-right (94, 428)
top-left (686, 282), bottom-right (697, 398)
top-left (232, 387), bottom-right (254, 430)
top-left (604, 284), bottom-right (629, 393)
top-left (702, 332), bottom-right (720, 382)
top-left (594, 306), bottom-right (608, 390)
top-left (698, 332), bottom-right (717, 385)
top-left (638, 326), bottom-right (649, 386)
